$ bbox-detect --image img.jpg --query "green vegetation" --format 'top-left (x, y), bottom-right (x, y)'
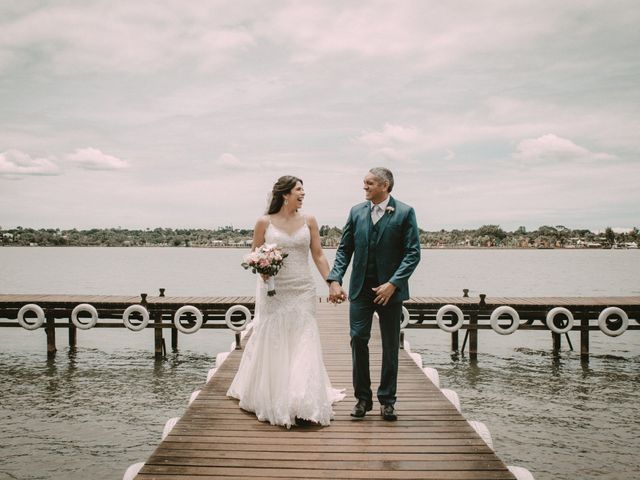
top-left (419, 225), bottom-right (638, 249)
top-left (1, 225), bottom-right (638, 249)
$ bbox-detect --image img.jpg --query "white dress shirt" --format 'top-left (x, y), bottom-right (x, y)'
top-left (371, 196), bottom-right (390, 225)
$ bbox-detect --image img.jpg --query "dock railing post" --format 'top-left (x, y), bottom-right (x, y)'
top-left (143, 293), bottom-right (163, 359)
top-left (453, 289), bottom-right (469, 351)
top-left (45, 310), bottom-right (56, 357)
top-left (160, 288), bottom-right (178, 352)
top-left (470, 294), bottom-right (484, 361)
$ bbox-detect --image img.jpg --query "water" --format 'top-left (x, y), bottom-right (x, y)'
top-left (0, 247), bottom-right (639, 479)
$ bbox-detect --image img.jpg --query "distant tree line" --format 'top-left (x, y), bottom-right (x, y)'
top-left (419, 225), bottom-right (638, 249)
top-left (2, 224), bottom-right (638, 249)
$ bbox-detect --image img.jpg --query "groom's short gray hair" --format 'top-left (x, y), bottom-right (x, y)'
top-left (369, 167), bottom-right (394, 193)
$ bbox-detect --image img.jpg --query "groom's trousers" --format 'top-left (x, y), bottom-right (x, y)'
top-left (349, 279), bottom-right (402, 406)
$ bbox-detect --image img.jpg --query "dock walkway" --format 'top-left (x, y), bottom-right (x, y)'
top-left (135, 302), bottom-right (516, 480)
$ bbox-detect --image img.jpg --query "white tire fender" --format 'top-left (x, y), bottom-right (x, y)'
top-left (17, 304), bottom-right (45, 330)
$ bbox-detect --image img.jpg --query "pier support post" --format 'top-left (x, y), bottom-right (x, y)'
top-left (469, 312), bottom-right (478, 360)
top-left (580, 314), bottom-right (589, 362)
top-left (552, 332), bottom-right (561, 353)
top-left (154, 311), bottom-right (164, 359)
top-left (171, 328), bottom-right (178, 352)
top-left (45, 311), bottom-right (56, 357)
top-left (68, 319), bottom-right (77, 349)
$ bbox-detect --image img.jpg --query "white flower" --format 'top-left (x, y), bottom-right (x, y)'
top-left (385, 206), bottom-right (395, 214)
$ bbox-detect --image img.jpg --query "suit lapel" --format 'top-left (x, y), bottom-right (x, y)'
top-left (362, 203), bottom-right (372, 243)
top-left (375, 196), bottom-right (395, 244)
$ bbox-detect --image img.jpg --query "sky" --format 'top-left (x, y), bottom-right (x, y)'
top-left (1, 0), bottom-right (639, 231)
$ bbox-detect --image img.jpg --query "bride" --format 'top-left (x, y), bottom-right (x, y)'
top-left (227, 175), bottom-right (344, 428)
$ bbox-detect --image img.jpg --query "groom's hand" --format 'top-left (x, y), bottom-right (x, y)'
top-left (372, 282), bottom-right (397, 306)
top-left (328, 281), bottom-right (347, 304)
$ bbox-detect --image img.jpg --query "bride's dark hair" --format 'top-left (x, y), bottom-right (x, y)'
top-left (267, 175), bottom-right (303, 214)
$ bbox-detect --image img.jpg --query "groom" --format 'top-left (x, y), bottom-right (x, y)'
top-left (327, 167), bottom-right (421, 421)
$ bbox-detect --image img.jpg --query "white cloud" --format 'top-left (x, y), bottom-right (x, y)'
top-left (355, 123), bottom-right (422, 164)
top-left (216, 153), bottom-right (245, 169)
top-left (0, 2), bottom-right (256, 74)
top-left (0, 149), bottom-right (60, 176)
top-left (266, 1), bottom-right (553, 67)
top-left (67, 148), bottom-right (129, 170)
top-left (513, 134), bottom-right (616, 165)
top-left (357, 123), bottom-right (420, 148)
top-left (444, 149), bottom-right (455, 161)
top-left (268, 4), bottom-right (419, 60)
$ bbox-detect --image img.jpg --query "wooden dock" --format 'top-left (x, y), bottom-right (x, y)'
top-left (134, 302), bottom-right (517, 480)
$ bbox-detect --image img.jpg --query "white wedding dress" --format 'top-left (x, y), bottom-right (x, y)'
top-left (227, 218), bottom-right (344, 428)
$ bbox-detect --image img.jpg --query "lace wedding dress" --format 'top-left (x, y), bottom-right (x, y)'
top-left (227, 218), bottom-right (344, 428)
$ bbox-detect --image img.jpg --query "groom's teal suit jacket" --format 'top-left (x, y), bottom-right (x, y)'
top-left (327, 197), bottom-right (421, 302)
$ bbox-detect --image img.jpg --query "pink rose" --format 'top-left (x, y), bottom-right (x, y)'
top-left (259, 258), bottom-right (270, 268)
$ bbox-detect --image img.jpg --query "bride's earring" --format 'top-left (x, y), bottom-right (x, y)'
top-left (284, 198), bottom-right (289, 206)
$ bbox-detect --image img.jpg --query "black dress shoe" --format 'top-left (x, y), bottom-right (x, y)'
top-left (381, 404), bottom-right (398, 421)
top-left (350, 399), bottom-right (373, 418)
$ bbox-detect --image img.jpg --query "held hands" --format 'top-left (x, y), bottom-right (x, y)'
top-left (372, 282), bottom-right (397, 306)
top-left (328, 281), bottom-right (347, 304)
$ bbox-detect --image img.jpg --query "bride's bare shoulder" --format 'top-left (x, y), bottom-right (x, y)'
top-left (304, 213), bottom-right (318, 224)
top-left (254, 215), bottom-right (270, 230)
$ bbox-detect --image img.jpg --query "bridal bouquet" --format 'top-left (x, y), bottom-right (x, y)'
top-left (241, 243), bottom-right (288, 296)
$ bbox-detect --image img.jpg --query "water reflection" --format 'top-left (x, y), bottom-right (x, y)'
top-left (0, 342), bottom-right (216, 480)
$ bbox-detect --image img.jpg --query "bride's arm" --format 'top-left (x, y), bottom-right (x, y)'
top-left (252, 216), bottom-right (270, 281)
top-left (251, 216), bottom-right (269, 250)
top-left (307, 215), bottom-right (331, 280)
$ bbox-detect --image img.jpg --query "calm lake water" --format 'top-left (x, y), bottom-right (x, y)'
top-left (0, 247), bottom-right (639, 480)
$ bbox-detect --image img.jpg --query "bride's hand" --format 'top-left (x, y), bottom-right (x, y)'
top-left (328, 281), bottom-right (346, 304)
top-left (260, 273), bottom-right (270, 282)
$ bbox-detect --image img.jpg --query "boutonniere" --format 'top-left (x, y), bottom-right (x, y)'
top-left (385, 206), bottom-right (395, 214)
